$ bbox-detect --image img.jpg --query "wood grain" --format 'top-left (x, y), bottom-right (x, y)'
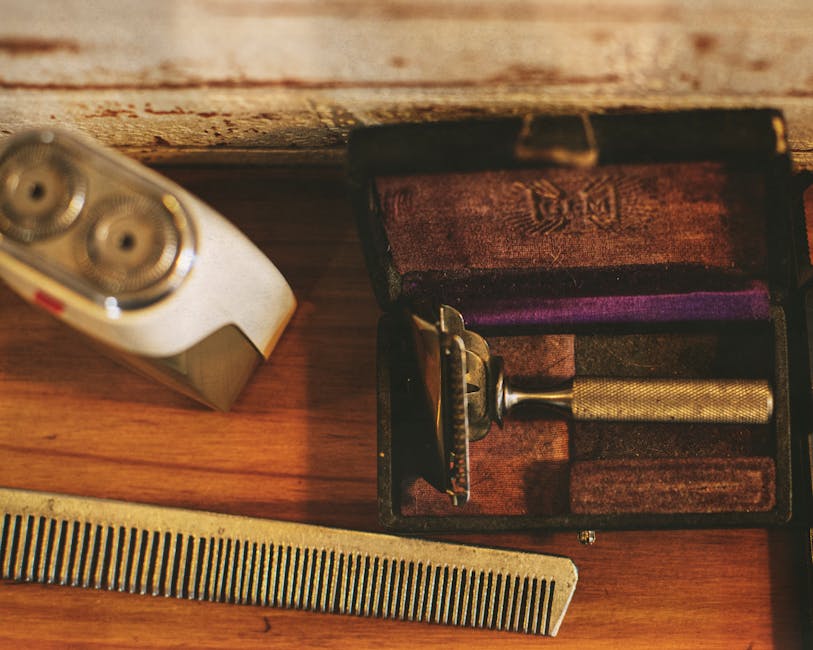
top-left (4, 1), bottom-right (813, 167)
top-left (0, 167), bottom-right (806, 648)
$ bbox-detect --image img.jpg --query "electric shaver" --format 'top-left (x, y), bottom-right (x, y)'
top-left (0, 129), bottom-right (296, 409)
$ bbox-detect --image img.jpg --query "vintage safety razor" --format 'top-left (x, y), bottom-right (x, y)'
top-left (0, 129), bottom-right (296, 409)
top-left (410, 305), bottom-right (774, 505)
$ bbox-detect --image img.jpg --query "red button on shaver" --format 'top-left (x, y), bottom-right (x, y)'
top-left (34, 290), bottom-right (65, 315)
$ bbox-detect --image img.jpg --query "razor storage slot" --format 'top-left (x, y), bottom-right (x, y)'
top-left (397, 316), bottom-right (785, 520)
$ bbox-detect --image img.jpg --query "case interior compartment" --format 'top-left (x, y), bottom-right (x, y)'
top-left (396, 322), bottom-right (781, 518)
top-left (353, 110), bottom-right (792, 530)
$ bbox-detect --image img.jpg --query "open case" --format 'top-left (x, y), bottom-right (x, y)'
top-left (349, 109), bottom-right (798, 532)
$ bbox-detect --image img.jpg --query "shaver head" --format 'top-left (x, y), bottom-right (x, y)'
top-left (76, 194), bottom-right (189, 298)
top-left (0, 139), bottom-right (87, 242)
top-left (0, 129), bottom-right (296, 410)
top-left (409, 305), bottom-right (500, 505)
top-left (0, 130), bottom-right (195, 309)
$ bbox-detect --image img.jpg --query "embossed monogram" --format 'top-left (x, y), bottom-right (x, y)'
top-left (512, 177), bottom-right (618, 235)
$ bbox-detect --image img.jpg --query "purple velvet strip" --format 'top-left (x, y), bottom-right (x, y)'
top-left (463, 283), bottom-right (771, 328)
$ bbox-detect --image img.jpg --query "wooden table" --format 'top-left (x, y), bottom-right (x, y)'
top-left (0, 166), bottom-right (806, 649)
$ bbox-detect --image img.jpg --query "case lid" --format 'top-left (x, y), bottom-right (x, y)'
top-left (349, 109), bottom-right (791, 328)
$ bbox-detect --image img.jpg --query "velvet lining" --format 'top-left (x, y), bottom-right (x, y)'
top-left (461, 284), bottom-right (770, 327)
top-left (569, 457), bottom-right (776, 514)
top-left (376, 163), bottom-right (767, 276)
top-left (377, 162), bottom-right (772, 325)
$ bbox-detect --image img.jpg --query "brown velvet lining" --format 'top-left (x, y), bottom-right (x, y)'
top-left (400, 421), bottom-right (570, 517)
top-left (575, 331), bottom-right (771, 379)
top-left (569, 457), bottom-right (776, 514)
top-left (490, 334), bottom-right (574, 382)
top-left (572, 422), bottom-right (772, 460)
top-left (376, 162), bottom-right (767, 277)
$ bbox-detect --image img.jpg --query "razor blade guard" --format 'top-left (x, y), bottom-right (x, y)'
top-left (0, 129), bottom-right (296, 410)
top-left (409, 305), bottom-right (483, 505)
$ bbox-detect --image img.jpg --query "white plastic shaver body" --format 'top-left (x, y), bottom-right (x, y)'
top-left (0, 129), bottom-right (296, 409)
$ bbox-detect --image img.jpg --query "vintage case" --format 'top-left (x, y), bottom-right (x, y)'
top-left (349, 109), bottom-right (797, 532)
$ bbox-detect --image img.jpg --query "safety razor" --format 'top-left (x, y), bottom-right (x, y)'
top-left (0, 129), bottom-right (296, 409)
top-left (410, 305), bottom-right (774, 505)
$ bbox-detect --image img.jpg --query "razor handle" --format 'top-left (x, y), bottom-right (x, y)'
top-left (498, 376), bottom-right (774, 425)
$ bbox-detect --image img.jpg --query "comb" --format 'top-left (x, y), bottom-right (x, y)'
top-left (0, 487), bottom-right (578, 636)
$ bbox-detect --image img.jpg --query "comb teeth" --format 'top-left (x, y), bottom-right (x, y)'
top-left (0, 513), bottom-right (562, 630)
top-left (0, 488), bottom-right (577, 636)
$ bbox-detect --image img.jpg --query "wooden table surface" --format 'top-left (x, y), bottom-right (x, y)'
top-left (0, 166), bottom-right (807, 649)
top-left (5, 0), bottom-right (813, 170)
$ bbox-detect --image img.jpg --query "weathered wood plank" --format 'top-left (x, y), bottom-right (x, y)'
top-left (3, 0), bottom-right (813, 91)
top-left (6, 89), bottom-right (813, 168)
top-left (3, 0), bottom-right (813, 165)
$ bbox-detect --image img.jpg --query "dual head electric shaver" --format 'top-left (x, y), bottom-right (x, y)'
top-left (0, 129), bottom-right (296, 409)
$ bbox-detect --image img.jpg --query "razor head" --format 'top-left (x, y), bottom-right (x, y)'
top-left (409, 305), bottom-right (496, 505)
top-left (410, 307), bottom-right (470, 504)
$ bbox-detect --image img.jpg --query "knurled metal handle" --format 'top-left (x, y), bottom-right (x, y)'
top-left (571, 377), bottom-right (773, 424)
